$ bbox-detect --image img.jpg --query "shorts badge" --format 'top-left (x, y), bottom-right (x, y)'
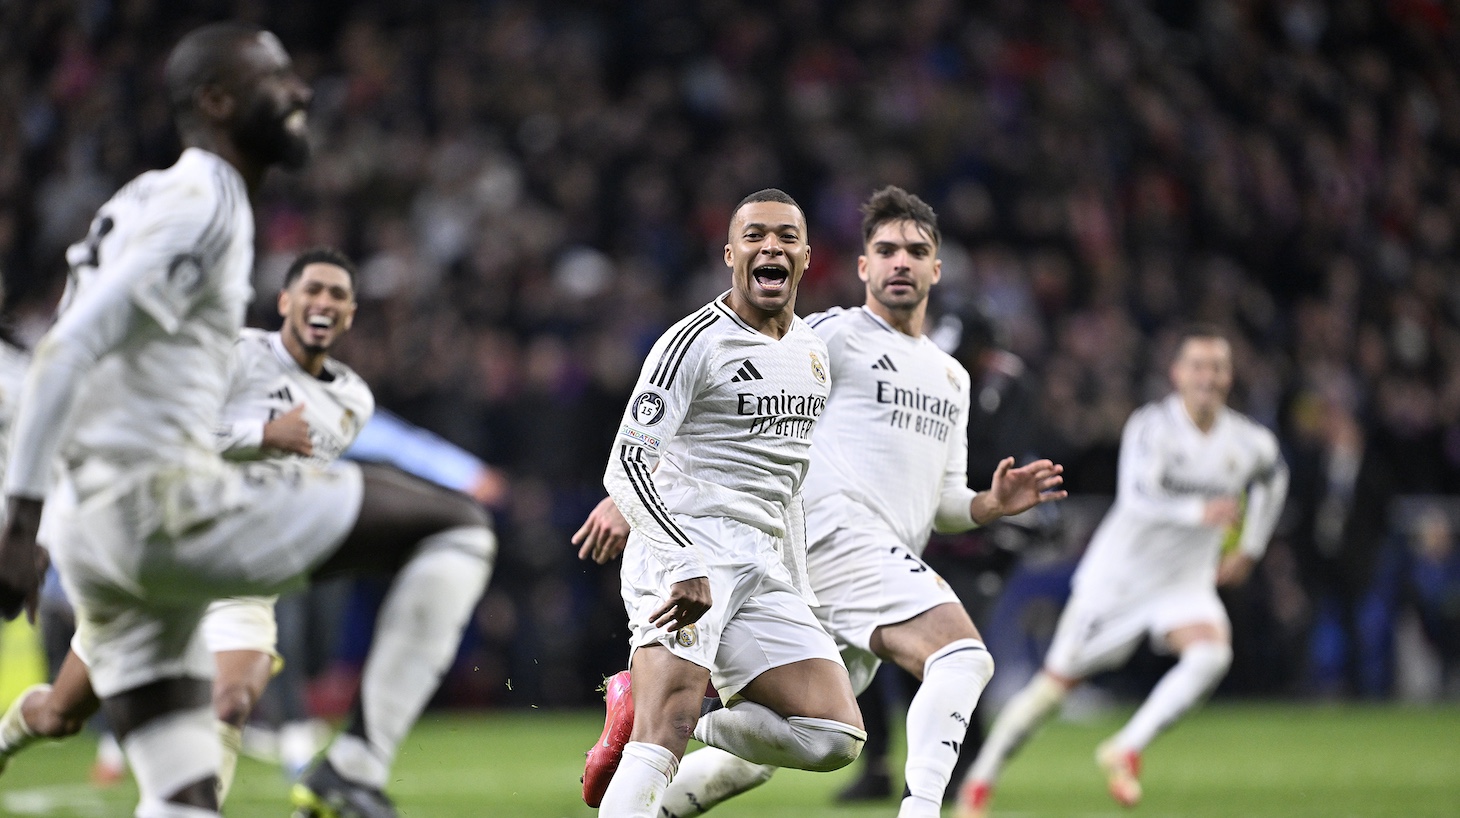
top-left (809, 352), bottom-right (827, 385)
top-left (676, 625), bottom-right (699, 647)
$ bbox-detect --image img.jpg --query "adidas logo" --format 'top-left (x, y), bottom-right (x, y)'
top-left (871, 354), bottom-right (898, 371)
top-left (268, 385), bottom-right (295, 403)
top-left (730, 360), bottom-right (764, 382)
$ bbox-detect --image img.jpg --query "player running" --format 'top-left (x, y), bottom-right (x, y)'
top-left (956, 327), bottom-right (1288, 817)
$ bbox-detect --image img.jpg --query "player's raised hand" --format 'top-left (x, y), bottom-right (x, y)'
top-left (263, 403), bottom-right (312, 456)
top-left (975, 456), bottom-right (1067, 524)
top-left (574, 496), bottom-right (630, 563)
top-left (0, 498), bottom-right (47, 622)
top-left (650, 577), bottom-right (711, 632)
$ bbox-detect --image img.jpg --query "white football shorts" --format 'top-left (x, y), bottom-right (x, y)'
top-left (52, 453), bottom-right (362, 697)
top-left (622, 514), bottom-right (843, 701)
top-left (805, 515), bottom-right (961, 695)
top-left (1043, 581), bottom-right (1229, 680)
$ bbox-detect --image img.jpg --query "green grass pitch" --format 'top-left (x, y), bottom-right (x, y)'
top-left (0, 704), bottom-right (1455, 817)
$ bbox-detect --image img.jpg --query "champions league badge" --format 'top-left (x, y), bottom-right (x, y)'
top-left (676, 624), bottom-right (699, 647)
top-left (810, 351), bottom-right (827, 385)
top-left (631, 391), bottom-right (667, 425)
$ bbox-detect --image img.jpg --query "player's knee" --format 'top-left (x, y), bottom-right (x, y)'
top-left (787, 717), bottom-right (866, 772)
top-left (211, 684), bottom-right (257, 728)
top-left (442, 490), bottom-right (490, 532)
top-left (1183, 640), bottom-right (1232, 676)
top-left (925, 638), bottom-right (995, 686)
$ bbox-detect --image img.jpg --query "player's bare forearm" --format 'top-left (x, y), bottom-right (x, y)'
top-left (972, 457), bottom-right (1068, 525)
top-left (650, 577), bottom-right (711, 631)
top-left (0, 497), bottom-right (47, 621)
top-left (1216, 552), bottom-right (1255, 587)
top-left (573, 496), bottom-right (630, 564)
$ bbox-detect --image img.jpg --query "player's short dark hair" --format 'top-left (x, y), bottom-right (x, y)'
top-left (1173, 323), bottom-right (1230, 358)
top-left (283, 247), bottom-right (357, 290)
top-left (860, 185), bottom-right (940, 248)
top-left (165, 22), bottom-right (266, 119)
top-left (730, 188), bottom-right (804, 224)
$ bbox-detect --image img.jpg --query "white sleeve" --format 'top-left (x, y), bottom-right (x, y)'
top-left (604, 319), bottom-right (712, 586)
top-left (1116, 409), bottom-right (1207, 525)
top-left (1237, 434), bottom-right (1289, 559)
top-left (4, 271), bottom-right (137, 497)
top-left (934, 378), bottom-right (978, 533)
top-left (5, 191), bottom-right (221, 498)
top-left (216, 342), bottom-right (268, 457)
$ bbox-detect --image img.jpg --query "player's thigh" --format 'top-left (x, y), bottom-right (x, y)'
top-left (1042, 591), bottom-right (1147, 681)
top-left (870, 601), bottom-right (981, 681)
top-left (739, 658), bottom-right (861, 727)
top-left (72, 594), bottom-right (213, 702)
top-left (314, 462), bottom-right (488, 578)
top-left (1151, 587), bottom-right (1230, 653)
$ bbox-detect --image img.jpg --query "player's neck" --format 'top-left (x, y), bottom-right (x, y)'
top-left (282, 326), bottom-right (328, 377)
top-left (724, 292), bottom-right (795, 339)
top-left (1182, 398), bottom-right (1219, 433)
top-left (183, 132), bottom-right (266, 194)
top-left (864, 299), bottom-right (925, 338)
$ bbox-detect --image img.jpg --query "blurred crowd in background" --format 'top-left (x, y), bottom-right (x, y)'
top-left (1, 0), bottom-right (1459, 710)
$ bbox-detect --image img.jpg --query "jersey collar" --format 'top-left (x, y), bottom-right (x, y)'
top-left (268, 331), bottom-right (336, 382)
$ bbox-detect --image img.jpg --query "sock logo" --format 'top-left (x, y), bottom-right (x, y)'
top-left (951, 711), bottom-right (969, 729)
top-left (730, 360), bottom-right (763, 382)
top-left (942, 739), bottom-right (961, 754)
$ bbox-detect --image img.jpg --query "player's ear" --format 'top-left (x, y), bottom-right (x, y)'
top-left (931, 256), bottom-right (942, 285)
top-left (341, 300), bottom-right (356, 332)
top-left (724, 243), bottom-right (733, 268)
top-left (277, 287), bottom-right (289, 319)
top-left (195, 82), bottom-right (235, 124)
top-left (857, 254), bottom-right (869, 283)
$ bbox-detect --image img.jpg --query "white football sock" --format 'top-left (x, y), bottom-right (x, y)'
top-left (693, 700), bottom-right (864, 772)
top-left (966, 671), bottom-right (1066, 784)
top-left (1114, 640), bottom-right (1231, 752)
top-left (124, 705), bottom-right (220, 818)
top-left (328, 526), bottom-right (494, 788)
top-left (659, 746), bottom-right (776, 817)
top-left (900, 639), bottom-right (994, 816)
top-left (215, 722), bottom-right (242, 804)
top-left (0, 684), bottom-right (44, 760)
top-left (598, 741), bottom-right (679, 818)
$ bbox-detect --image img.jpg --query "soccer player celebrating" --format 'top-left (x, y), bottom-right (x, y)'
top-left (646, 187), bottom-right (1066, 818)
top-left (590, 189), bottom-right (866, 818)
top-left (0, 25), bottom-right (493, 818)
top-left (0, 247), bottom-right (375, 805)
top-left (956, 327), bottom-right (1289, 818)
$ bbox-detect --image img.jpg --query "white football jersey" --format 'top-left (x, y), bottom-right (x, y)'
top-left (801, 306), bottom-right (977, 555)
top-left (6, 148), bottom-right (254, 497)
top-left (217, 329), bottom-right (375, 467)
top-left (605, 294), bottom-right (831, 586)
top-left (1075, 394), bottom-right (1289, 594)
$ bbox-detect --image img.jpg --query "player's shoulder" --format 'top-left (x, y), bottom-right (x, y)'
top-left (134, 149), bottom-right (244, 210)
top-left (1222, 406), bottom-right (1280, 450)
top-left (322, 357), bottom-right (376, 411)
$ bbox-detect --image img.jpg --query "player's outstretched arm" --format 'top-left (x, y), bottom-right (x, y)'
top-left (969, 457), bottom-right (1067, 526)
top-left (574, 496), bottom-right (629, 564)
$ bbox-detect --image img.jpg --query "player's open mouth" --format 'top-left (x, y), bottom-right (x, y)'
top-left (306, 314), bottom-right (333, 334)
top-left (285, 108), bottom-right (308, 134)
top-left (753, 265), bottom-right (789, 293)
top-left (886, 277), bottom-right (914, 291)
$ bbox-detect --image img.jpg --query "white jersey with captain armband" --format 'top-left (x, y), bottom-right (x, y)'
top-left (802, 306), bottom-right (976, 555)
top-left (1075, 394), bottom-right (1289, 595)
top-left (218, 329), bottom-right (375, 467)
top-left (605, 293), bottom-right (831, 590)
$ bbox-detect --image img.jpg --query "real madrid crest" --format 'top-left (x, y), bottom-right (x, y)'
top-left (676, 624), bottom-right (699, 647)
top-left (809, 352), bottom-right (827, 385)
